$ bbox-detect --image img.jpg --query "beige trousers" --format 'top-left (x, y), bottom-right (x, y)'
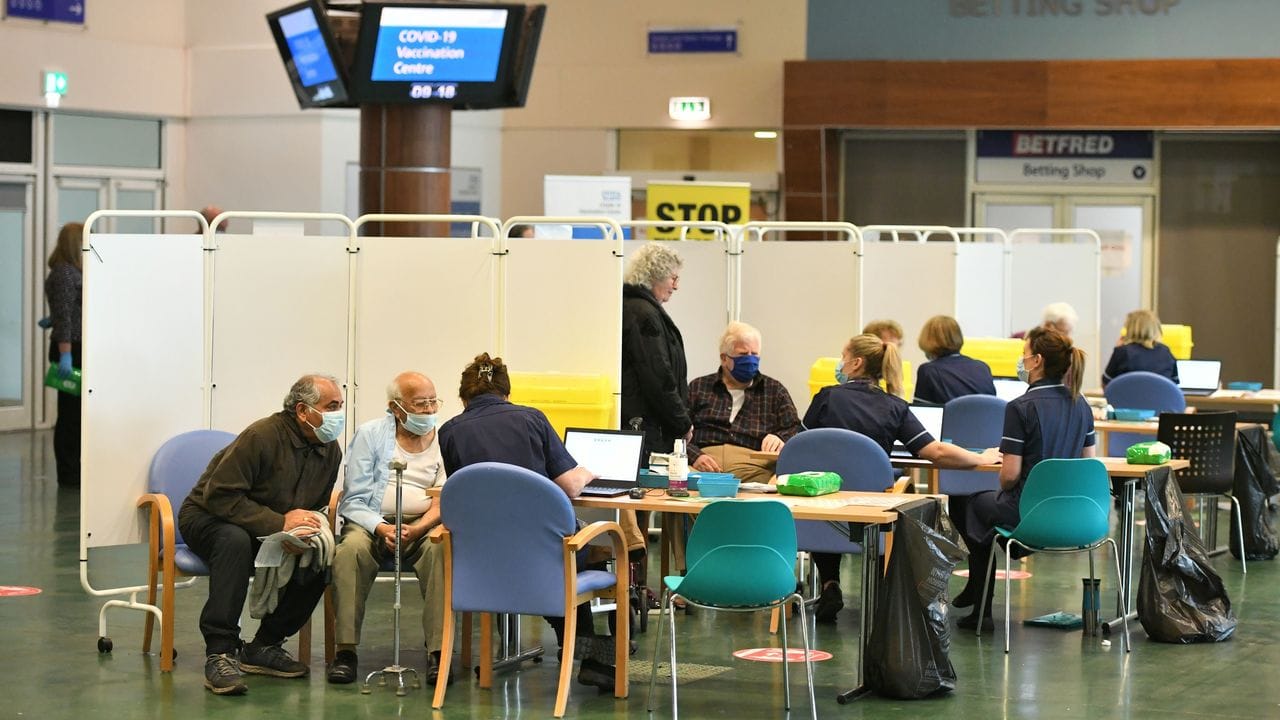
top-left (331, 520), bottom-right (445, 651)
top-left (697, 444), bottom-right (777, 484)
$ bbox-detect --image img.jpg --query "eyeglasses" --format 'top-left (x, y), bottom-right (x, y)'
top-left (402, 397), bottom-right (443, 412)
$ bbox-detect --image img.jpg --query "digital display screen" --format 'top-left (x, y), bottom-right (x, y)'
top-left (279, 6), bottom-right (340, 88)
top-left (350, 3), bottom-right (538, 109)
top-left (266, 1), bottom-right (352, 108)
top-left (370, 7), bottom-right (509, 83)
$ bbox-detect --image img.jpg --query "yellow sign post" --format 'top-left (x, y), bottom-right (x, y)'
top-left (645, 181), bottom-right (750, 239)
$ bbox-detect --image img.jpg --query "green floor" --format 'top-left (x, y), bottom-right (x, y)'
top-left (3, 429), bottom-right (1278, 719)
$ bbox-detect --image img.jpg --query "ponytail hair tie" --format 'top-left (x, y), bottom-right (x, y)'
top-left (479, 363), bottom-right (494, 382)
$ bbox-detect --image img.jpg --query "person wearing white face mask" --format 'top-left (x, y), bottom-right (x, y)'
top-left (328, 371), bottom-right (451, 687)
top-left (179, 373), bottom-right (346, 696)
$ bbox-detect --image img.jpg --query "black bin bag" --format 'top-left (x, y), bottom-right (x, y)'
top-left (1229, 426), bottom-right (1279, 561)
top-left (1137, 467), bottom-right (1236, 643)
top-left (865, 499), bottom-right (965, 699)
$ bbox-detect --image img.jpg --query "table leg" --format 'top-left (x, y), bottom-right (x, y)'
top-left (836, 523), bottom-right (882, 704)
top-left (1102, 477), bottom-right (1139, 634)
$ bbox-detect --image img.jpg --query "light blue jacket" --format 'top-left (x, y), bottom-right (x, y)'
top-left (338, 414), bottom-right (444, 533)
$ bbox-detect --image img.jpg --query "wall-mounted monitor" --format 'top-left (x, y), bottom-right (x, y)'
top-left (349, 3), bottom-right (545, 109)
top-left (266, 0), bottom-right (353, 108)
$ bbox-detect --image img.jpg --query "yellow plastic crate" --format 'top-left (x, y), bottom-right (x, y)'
top-left (962, 337), bottom-right (1023, 379)
top-left (1160, 324), bottom-right (1194, 360)
top-left (808, 357), bottom-right (914, 400)
top-left (507, 372), bottom-right (615, 438)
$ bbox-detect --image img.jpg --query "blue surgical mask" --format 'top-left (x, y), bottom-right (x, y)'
top-left (728, 354), bottom-right (760, 383)
top-left (1016, 356), bottom-right (1030, 383)
top-left (395, 401), bottom-right (439, 436)
top-left (306, 405), bottom-right (345, 443)
top-left (834, 360), bottom-right (850, 385)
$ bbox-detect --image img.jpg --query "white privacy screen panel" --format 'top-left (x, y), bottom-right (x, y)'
top-left (352, 236), bottom-right (497, 426)
top-left (740, 240), bottom-right (861, 417)
top-left (209, 234), bottom-right (351, 434)
top-left (502, 238), bottom-right (623, 420)
top-left (1010, 243), bottom-right (1102, 386)
top-left (955, 242), bottom-right (1010, 339)
top-left (82, 234), bottom-right (205, 548)
top-left (624, 238), bottom-right (734, 383)
top-left (862, 242), bottom-right (958, 384)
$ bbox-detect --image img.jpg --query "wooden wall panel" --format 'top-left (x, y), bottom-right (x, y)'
top-left (782, 58), bottom-right (1280, 223)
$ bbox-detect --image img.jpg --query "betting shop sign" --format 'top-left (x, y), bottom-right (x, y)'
top-left (975, 130), bottom-right (1154, 186)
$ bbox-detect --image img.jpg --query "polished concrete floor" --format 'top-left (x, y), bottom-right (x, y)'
top-left (3, 428), bottom-right (1278, 719)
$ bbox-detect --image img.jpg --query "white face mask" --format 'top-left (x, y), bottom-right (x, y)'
top-left (306, 405), bottom-right (345, 443)
top-left (395, 401), bottom-right (438, 436)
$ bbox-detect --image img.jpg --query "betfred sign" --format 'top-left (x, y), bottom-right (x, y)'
top-left (976, 130), bottom-right (1153, 186)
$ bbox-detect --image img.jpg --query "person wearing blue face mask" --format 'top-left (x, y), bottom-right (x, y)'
top-left (687, 322), bottom-right (801, 484)
top-left (328, 371), bottom-right (451, 686)
top-left (178, 374), bottom-right (345, 695)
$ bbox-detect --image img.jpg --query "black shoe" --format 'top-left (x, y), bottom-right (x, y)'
top-left (952, 586), bottom-right (976, 609)
top-left (326, 650), bottom-right (357, 685)
top-left (577, 658), bottom-right (616, 690)
top-left (240, 640), bottom-right (308, 678)
top-left (814, 583), bottom-right (844, 623)
top-left (957, 611), bottom-right (995, 631)
top-left (428, 651), bottom-right (454, 686)
top-left (204, 652), bottom-right (247, 696)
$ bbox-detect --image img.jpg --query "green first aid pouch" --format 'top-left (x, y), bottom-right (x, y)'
top-left (775, 471), bottom-right (842, 497)
top-left (1126, 441), bottom-right (1171, 465)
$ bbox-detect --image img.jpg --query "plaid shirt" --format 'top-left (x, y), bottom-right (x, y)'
top-left (687, 371), bottom-right (801, 458)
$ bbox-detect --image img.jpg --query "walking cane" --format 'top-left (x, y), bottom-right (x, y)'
top-left (362, 459), bottom-right (420, 695)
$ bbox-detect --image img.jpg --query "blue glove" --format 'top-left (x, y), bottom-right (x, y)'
top-left (58, 351), bottom-right (73, 379)
top-left (37, 316), bottom-right (52, 330)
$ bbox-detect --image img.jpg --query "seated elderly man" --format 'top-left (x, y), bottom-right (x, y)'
top-left (688, 322), bottom-right (801, 483)
top-left (328, 371), bottom-right (450, 686)
top-left (179, 374), bottom-right (345, 696)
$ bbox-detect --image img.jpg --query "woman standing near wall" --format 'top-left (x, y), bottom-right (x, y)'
top-left (45, 222), bottom-right (83, 488)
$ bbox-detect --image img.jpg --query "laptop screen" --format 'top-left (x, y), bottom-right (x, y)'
top-left (993, 379), bottom-right (1028, 402)
top-left (562, 428), bottom-right (645, 483)
top-left (909, 405), bottom-right (944, 442)
top-left (1176, 360), bottom-right (1221, 390)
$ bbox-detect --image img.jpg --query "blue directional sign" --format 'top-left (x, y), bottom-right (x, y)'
top-left (6, 0), bottom-right (87, 25)
top-left (648, 28), bottom-right (738, 54)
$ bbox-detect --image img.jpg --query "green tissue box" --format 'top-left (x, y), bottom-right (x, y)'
top-left (775, 471), bottom-right (841, 497)
top-left (1126, 441), bottom-right (1171, 465)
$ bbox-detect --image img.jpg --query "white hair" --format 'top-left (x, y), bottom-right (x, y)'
top-left (718, 321), bottom-right (762, 355)
top-left (386, 372), bottom-right (430, 403)
top-left (624, 242), bottom-right (683, 288)
top-left (1042, 302), bottom-right (1079, 332)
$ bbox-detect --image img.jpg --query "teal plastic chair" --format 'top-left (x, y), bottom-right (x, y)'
top-left (646, 500), bottom-right (816, 720)
top-left (975, 458), bottom-right (1131, 654)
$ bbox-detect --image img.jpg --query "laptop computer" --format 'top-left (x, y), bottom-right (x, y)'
top-left (993, 379), bottom-right (1029, 402)
top-left (1176, 359), bottom-right (1221, 396)
top-left (563, 427), bottom-right (646, 496)
top-left (891, 405), bottom-right (944, 458)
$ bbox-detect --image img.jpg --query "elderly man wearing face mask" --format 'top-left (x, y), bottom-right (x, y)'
top-left (327, 371), bottom-right (450, 687)
top-left (687, 322), bottom-right (801, 484)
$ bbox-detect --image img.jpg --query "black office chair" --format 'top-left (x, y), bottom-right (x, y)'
top-left (1156, 411), bottom-right (1246, 573)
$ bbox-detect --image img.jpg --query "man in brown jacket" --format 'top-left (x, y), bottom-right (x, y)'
top-left (178, 374), bottom-right (344, 696)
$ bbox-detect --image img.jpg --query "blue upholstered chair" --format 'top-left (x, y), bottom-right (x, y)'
top-left (430, 462), bottom-right (629, 718)
top-left (778, 428), bottom-right (895, 556)
top-left (648, 500), bottom-right (816, 720)
top-left (975, 458), bottom-right (1131, 653)
top-left (138, 429), bottom-right (236, 673)
top-left (938, 395), bottom-right (1006, 495)
top-left (1103, 371), bottom-right (1186, 455)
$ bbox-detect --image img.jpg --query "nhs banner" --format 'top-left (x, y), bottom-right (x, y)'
top-left (976, 130), bottom-right (1154, 186)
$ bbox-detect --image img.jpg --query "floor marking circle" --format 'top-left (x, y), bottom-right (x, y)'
top-left (953, 569), bottom-right (1032, 580)
top-left (0, 586), bottom-right (41, 597)
top-left (733, 648), bottom-right (833, 663)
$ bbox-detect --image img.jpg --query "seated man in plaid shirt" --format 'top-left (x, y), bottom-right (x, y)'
top-left (687, 322), bottom-right (801, 483)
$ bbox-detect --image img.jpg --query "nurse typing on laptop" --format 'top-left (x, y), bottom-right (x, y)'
top-left (801, 334), bottom-right (1000, 623)
top-left (437, 353), bottom-right (623, 690)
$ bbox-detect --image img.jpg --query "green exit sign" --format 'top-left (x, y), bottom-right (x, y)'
top-left (43, 71), bottom-right (68, 96)
top-left (668, 96), bottom-right (711, 121)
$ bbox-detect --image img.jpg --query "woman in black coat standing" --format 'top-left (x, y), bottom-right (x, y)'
top-left (621, 242), bottom-right (690, 459)
top-left (45, 222), bottom-right (84, 488)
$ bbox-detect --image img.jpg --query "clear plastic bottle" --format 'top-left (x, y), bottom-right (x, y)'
top-left (668, 439), bottom-right (689, 497)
